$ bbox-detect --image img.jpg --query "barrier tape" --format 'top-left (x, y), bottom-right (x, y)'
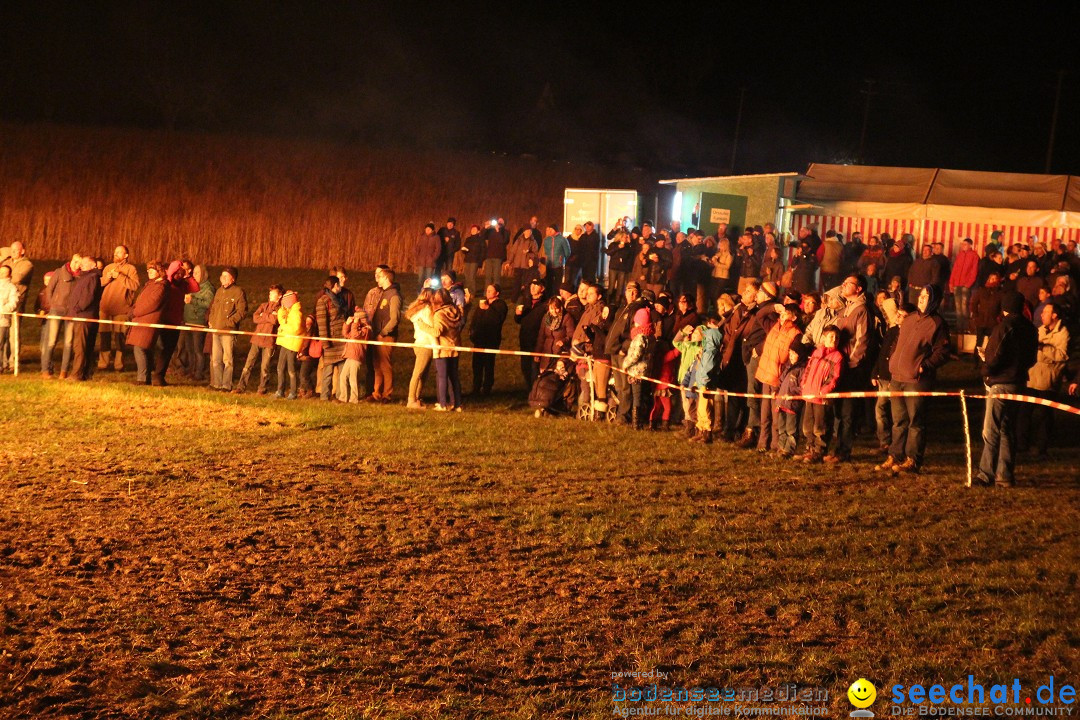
top-left (11, 311), bottom-right (1080, 416)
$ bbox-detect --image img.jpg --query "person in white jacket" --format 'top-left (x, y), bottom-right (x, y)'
top-left (0, 265), bottom-right (20, 371)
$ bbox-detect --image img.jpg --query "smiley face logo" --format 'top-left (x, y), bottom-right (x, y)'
top-left (848, 678), bottom-right (877, 709)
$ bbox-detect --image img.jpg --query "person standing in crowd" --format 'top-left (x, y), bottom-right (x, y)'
top-left (561, 282), bottom-right (585, 325)
top-left (315, 275), bottom-right (348, 401)
top-left (67, 256), bottom-right (102, 381)
top-left (1015, 260), bottom-right (1046, 310)
top-left (534, 296), bottom-right (575, 373)
top-left (818, 230), bottom-right (844, 291)
top-left (879, 286), bottom-right (951, 475)
top-left (338, 306), bottom-right (371, 403)
top-left (688, 313), bottom-right (726, 443)
top-left (157, 260), bottom-right (199, 386)
top-left (234, 284), bottom-right (282, 394)
top-left (800, 326), bottom-right (845, 463)
top-left (872, 301), bottom-right (909, 452)
top-left (827, 274), bottom-right (874, 464)
top-left (948, 238), bottom-right (979, 334)
top-left (41, 253), bottom-right (81, 378)
top-left (973, 291), bottom-right (1038, 488)
top-left (788, 241), bottom-right (817, 296)
top-left (774, 343), bottom-right (809, 457)
top-left (969, 271), bottom-right (1004, 349)
top-left (182, 265), bottom-right (214, 381)
top-left (414, 222), bottom-right (441, 285)
top-left (975, 246), bottom-right (1004, 288)
top-left (1, 241), bottom-right (33, 313)
top-left (641, 233), bottom-right (673, 296)
top-left (331, 266), bottom-right (356, 316)
top-left (884, 234), bottom-right (914, 292)
top-left (604, 281), bottom-right (647, 424)
top-left (571, 282), bottom-right (611, 415)
top-left (482, 218), bottom-right (509, 290)
top-left (430, 288), bottom-right (464, 411)
top-left (754, 302), bottom-right (803, 452)
top-left (207, 266), bottom-right (247, 391)
top-left (907, 244), bottom-right (942, 305)
top-left (275, 290), bottom-right (303, 400)
top-left (736, 232), bottom-right (761, 296)
top-left (622, 307), bottom-right (656, 429)
top-left (369, 267), bottom-right (401, 402)
top-left (461, 224), bottom-right (485, 293)
top-left (540, 223), bottom-right (570, 295)
top-left (126, 261), bottom-right (167, 385)
top-left (605, 229), bottom-right (637, 306)
top-left (515, 277), bottom-right (548, 390)
top-left (406, 287), bottom-right (436, 409)
top-left (97, 245), bottom-right (140, 371)
top-left (735, 282), bottom-right (779, 448)
top-left (468, 283), bottom-right (507, 397)
top-left (437, 218), bottom-right (461, 276)
top-left (1016, 301), bottom-right (1068, 460)
top-left (719, 280), bottom-right (760, 442)
top-left (297, 313), bottom-right (319, 398)
top-left (857, 236), bottom-right (885, 282)
top-left (0, 266), bottom-right (18, 371)
top-left (507, 227), bottom-right (538, 302)
top-left (578, 221), bottom-right (602, 284)
top-left (710, 236), bottom-right (735, 302)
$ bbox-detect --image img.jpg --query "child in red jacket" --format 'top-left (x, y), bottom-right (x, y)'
top-left (800, 325), bottom-right (845, 463)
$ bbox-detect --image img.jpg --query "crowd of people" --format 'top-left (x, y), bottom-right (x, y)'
top-left (7, 217), bottom-right (1080, 487)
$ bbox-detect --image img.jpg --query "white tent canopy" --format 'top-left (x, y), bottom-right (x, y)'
top-left (791, 164), bottom-right (1080, 255)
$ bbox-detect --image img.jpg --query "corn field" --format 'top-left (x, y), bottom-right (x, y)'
top-left (0, 123), bottom-right (654, 270)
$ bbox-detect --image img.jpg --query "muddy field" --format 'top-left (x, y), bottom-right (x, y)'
top-left (0, 373), bottom-right (1078, 719)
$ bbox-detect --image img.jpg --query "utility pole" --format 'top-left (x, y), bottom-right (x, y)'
top-left (1045, 69), bottom-right (1065, 173)
top-left (858, 79), bottom-right (876, 165)
top-left (730, 87), bottom-right (746, 174)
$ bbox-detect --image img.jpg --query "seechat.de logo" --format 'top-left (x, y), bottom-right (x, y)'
top-left (849, 678), bottom-right (878, 717)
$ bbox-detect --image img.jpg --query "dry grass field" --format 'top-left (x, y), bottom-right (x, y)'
top-left (0, 122), bottom-right (654, 272)
top-left (1, 267), bottom-right (1078, 719)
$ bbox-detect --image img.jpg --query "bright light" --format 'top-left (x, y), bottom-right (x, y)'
top-left (672, 191), bottom-right (683, 225)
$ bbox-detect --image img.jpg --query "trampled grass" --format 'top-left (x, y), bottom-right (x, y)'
top-left (2, 268), bottom-right (1079, 718)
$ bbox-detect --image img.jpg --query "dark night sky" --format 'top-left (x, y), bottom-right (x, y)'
top-left (1, 2), bottom-right (1078, 176)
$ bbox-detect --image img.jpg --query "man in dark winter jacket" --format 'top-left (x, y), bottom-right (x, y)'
top-left (880, 285), bottom-right (951, 474)
top-left (515, 277), bottom-right (548, 390)
top-left (469, 283), bottom-right (508, 396)
top-left (68, 256), bottom-right (102, 381)
top-left (973, 291), bottom-right (1038, 488)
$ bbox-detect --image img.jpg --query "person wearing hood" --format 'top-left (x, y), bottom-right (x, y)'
top-left (315, 275), bottom-right (349, 401)
top-left (622, 307), bottom-right (656, 429)
top-left (970, 270), bottom-right (1004, 349)
top-left (97, 245), bottom-right (140, 371)
top-left (973, 291), bottom-right (1038, 487)
top-left (688, 313), bottom-right (726, 443)
top-left (880, 285), bottom-right (951, 475)
top-left (674, 321), bottom-right (706, 438)
top-left (182, 264), bottom-right (214, 381)
top-left (275, 290), bottom-right (303, 399)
